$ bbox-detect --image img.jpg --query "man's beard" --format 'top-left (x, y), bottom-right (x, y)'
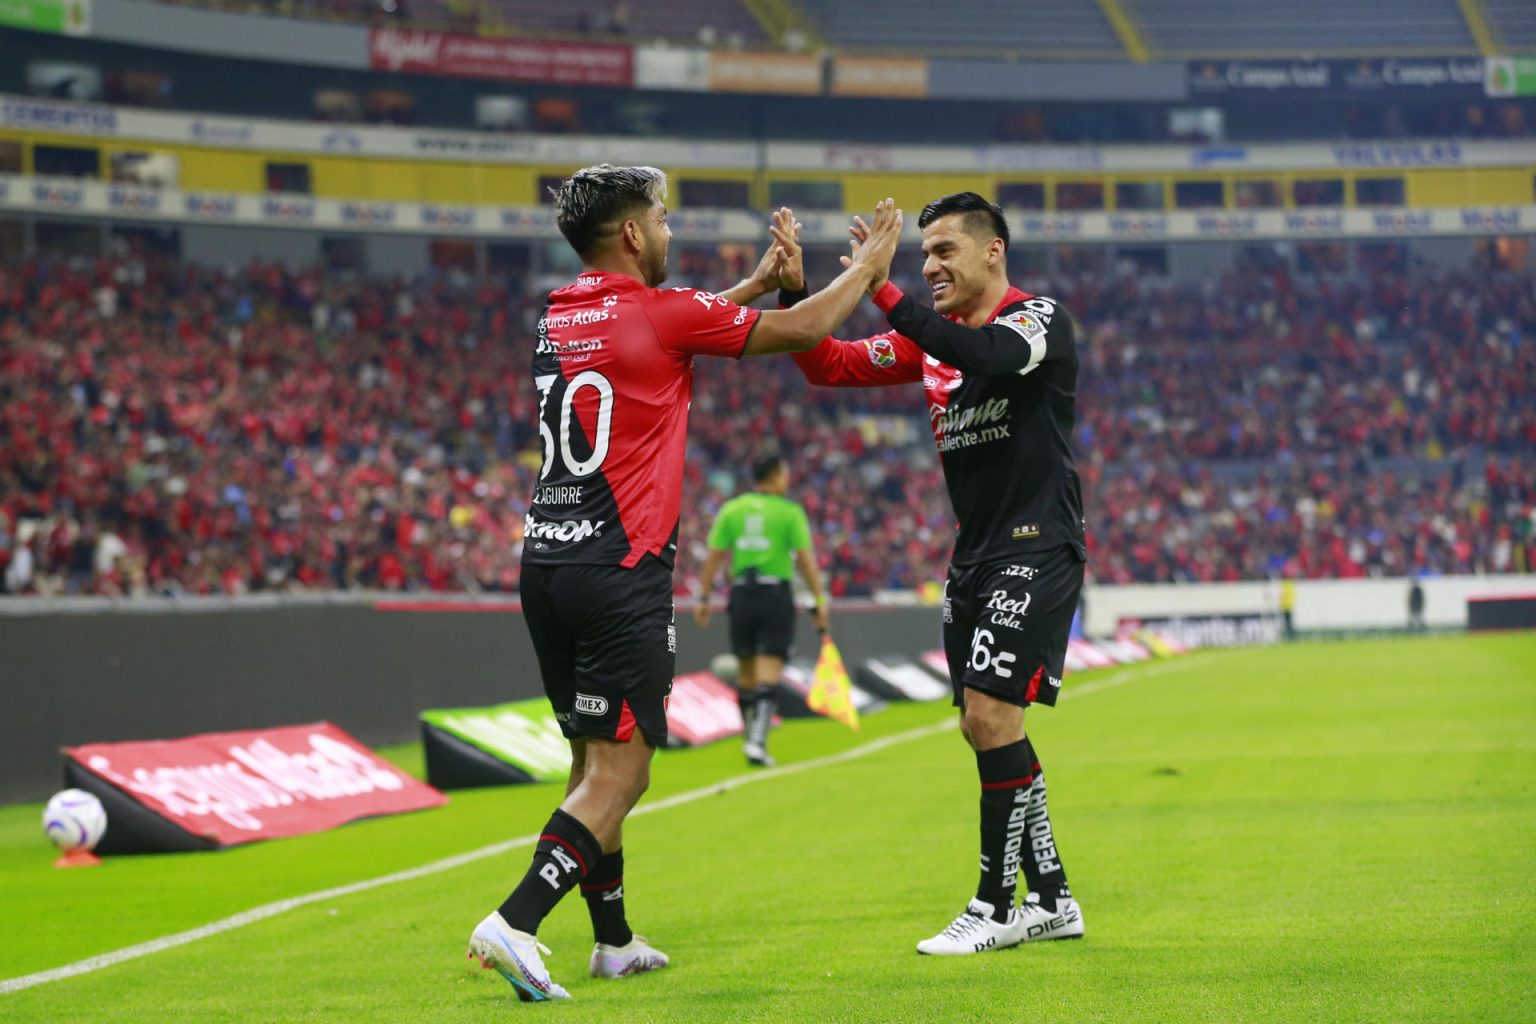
top-left (643, 237), bottom-right (668, 286)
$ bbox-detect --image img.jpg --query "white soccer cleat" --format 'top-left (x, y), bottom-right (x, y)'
top-left (468, 912), bottom-right (570, 1001)
top-left (915, 898), bottom-right (1023, 955)
top-left (1015, 894), bottom-right (1085, 942)
top-left (590, 935), bottom-right (671, 978)
top-left (743, 742), bottom-right (776, 768)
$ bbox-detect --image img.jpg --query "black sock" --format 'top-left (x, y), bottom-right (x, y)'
top-left (749, 688), bottom-right (776, 748)
top-left (738, 690), bottom-right (754, 744)
top-left (580, 849), bottom-right (634, 947)
top-left (1019, 738), bottom-right (1070, 912)
top-left (976, 738), bottom-right (1035, 923)
top-left (740, 688), bottom-right (775, 749)
top-left (497, 808), bottom-right (601, 935)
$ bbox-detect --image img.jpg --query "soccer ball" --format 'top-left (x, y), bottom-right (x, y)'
top-left (43, 789), bottom-right (108, 852)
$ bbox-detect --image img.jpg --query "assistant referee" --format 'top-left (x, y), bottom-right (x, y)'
top-left (695, 455), bottom-right (829, 767)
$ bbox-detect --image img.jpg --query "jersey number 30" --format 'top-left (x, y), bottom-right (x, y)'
top-left (534, 371), bottom-right (614, 480)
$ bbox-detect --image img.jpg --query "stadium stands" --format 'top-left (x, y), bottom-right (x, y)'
top-left (1122, 0), bottom-right (1479, 56)
top-left (1, 249), bottom-right (1531, 599)
top-left (1484, 0), bottom-right (1536, 52)
top-left (143, 0), bottom-right (768, 43)
top-left (795, 0), bottom-right (1123, 57)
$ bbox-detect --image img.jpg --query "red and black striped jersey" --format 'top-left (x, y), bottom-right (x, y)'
top-left (793, 285), bottom-right (1084, 567)
top-left (523, 271), bottom-right (761, 569)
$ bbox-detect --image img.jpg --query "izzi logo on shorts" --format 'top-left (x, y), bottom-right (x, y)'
top-left (574, 693), bottom-right (609, 715)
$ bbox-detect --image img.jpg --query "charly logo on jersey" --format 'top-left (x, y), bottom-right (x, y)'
top-left (524, 514), bottom-right (604, 543)
top-left (574, 693), bottom-right (609, 715)
top-left (1016, 296), bottom-right (1058, 322)
top-left (931, 396), bottom-right (1011, 451)
top-left (864, 338), bottom-right (896, 368)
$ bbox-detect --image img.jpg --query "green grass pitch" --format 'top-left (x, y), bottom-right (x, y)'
top-left (1, 632), bottom-right (1533, 1022)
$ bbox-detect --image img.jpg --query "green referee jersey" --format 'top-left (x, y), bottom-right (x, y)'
top-left (706, 492), bottom-right (812, 582)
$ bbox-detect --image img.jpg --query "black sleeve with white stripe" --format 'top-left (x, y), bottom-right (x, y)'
top-left (885, 294), bottom-right (1072, 378)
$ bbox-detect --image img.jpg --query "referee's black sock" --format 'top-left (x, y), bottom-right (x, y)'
top-left (976, 738), bottom-right (1035, 923)
top-left (740, 688), bottom-right (774, 749)
top-left (1020, 737), bottom-right (1070, 912)
top-left (497, 808), bottom-right (601, 935)
top-left (749, 688), bottom-right (776, 748)
top-left (580, 849), bottom-right (634, 947)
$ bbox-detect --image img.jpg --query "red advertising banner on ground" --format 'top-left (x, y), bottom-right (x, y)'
top-left (369, 28), bottom-right (633, 87)
top-left (65, 722), bottom-right (446, 848)
top-left (666, 672), bottom-right (743, 747)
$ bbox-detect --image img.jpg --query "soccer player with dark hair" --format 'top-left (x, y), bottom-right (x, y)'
top-left (783, 192), bottom-right (1087, 953)
top-left (695, 453), bottom-right (829, 767)
top-left (466, 165), bottom-right (903, 1000)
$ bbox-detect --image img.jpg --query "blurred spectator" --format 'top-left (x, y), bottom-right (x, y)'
top-left (0, 249), bottom-right (1531, 601)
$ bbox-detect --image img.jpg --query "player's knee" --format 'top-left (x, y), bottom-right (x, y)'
top-left (961, 705), bottom-right (1020, 751)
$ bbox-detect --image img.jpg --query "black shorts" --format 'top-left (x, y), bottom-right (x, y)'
top-left (520, 556), bottom-right (675, 747)
top-left (728, 577), bottom-right (796, 662)
top-left (941, 545), bottom-right (1085, 709)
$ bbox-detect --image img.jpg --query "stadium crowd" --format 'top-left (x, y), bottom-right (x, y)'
top-left (0, 248), bottom-right (1532, 599)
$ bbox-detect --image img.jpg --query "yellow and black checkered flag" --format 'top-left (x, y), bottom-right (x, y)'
top-left (807, 635), bottom-right (860, 731)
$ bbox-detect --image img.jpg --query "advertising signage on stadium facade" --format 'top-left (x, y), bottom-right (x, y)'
top-left (368, 28), bottom-right (633, 87)
top-left (0, 0), bottom-right (90, 34)
top-left (1486, 57), bottom-right (1536, 97)
top-left (64, 722), bottom-right (447, 850)
top-left (2, 174), bottom-right (1532, 241)
top-left (1188, 57), bottom-right (1484, 97)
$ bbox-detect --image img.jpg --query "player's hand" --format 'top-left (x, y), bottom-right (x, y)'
top-left (768, 207), bottom-right (806, 291)
top-left (841, 199), bottom-right (902, 294)
top-left (744, 237), bottom-right (786, 300)
top-left (693, 601), bottom-right (712, 628)
top-left (812, 602), bottom-right (831, 636)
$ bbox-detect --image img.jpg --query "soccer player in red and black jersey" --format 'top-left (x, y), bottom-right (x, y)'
top-left (467, 165), bottom-right (903, 1001)
top-left (784, 193), bottom-right (1087, 953)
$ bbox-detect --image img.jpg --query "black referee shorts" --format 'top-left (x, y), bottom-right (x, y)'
top-left (941, 545), bottom-right (1085, 709)
top-left (728, 576), bottom-right (796, 662)
top-left (520, 555), bottom-right (675, 748)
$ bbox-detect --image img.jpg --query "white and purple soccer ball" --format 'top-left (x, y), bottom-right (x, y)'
top-left (42, 789), bottom-right (107, 852)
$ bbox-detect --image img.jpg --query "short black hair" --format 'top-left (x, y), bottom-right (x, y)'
top-left (549, 164), bottom-right (668, 260)
top-left (751, 455), bottom-right (786, 485)
top-left (918, 192), bottom-right (1009, 251)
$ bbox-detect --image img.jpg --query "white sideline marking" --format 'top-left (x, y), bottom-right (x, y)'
top-left (0, 657), bottom-right (1190, 994)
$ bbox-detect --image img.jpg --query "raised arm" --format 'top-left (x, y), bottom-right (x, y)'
top-left (873, 286), bottom-right (1074, 378)
top-left (741, 200), bottom-right (903, 356)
